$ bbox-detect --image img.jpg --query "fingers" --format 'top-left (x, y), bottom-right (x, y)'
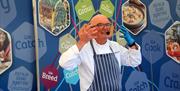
top-left (121, 25), bottom-right (127, 29)
top-left (83, 23), bottom-right (98, 34)
top-left (79, 24), bottom-right (89, 34)
top-left (80, 23), bottom-right (95, 32)
top-left (119, 29), bottom-right (125, 34)
top-left (85, 24), bottom-right (92, 31)
top-left (120, 26), bottom-right (126, 31)
top-left (120, 25), bottom-right (129, 34)
top-left (81, 24), bottom-right (88, 30)
top-left (87, 27), bottom-right (98, 39)
top-left (79, 23), bottom-right (98, 41)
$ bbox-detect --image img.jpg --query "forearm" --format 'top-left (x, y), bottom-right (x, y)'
top-left (121, 44), bottom-right (142, 67)
top-left (77, 40), bottom-right (87, 51)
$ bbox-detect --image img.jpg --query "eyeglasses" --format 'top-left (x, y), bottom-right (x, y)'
top-left (89, 23), bottom-right (114, 35)
top-left (90, 23), bottom-right (112, 28)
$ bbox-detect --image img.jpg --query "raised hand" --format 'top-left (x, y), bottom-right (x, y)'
top-left (120, 25), bottom-right (135, 46)
top-left (77, 24), bottom-right (98, 50)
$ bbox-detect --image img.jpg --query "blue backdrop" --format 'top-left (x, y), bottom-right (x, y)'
top-left (35, 0), bottom-right (180, 91)
top-left (0, 0), bottom-right (179, 91)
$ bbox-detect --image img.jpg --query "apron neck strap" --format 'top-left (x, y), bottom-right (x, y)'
top-left (109, 45), bottom-right (115, 53)
top-left (90, 40), bottom-right (97, 55)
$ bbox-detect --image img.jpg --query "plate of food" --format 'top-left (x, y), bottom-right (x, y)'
top-left (123, 3), bottom-right (145, 29)
top-left (122, 0), bottom-right (147, 35)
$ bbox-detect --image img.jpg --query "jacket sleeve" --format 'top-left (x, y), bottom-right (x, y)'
top-left (119, 43), bottom-right (142, 67)
top-left (59, 45), bottom-right (81, 70)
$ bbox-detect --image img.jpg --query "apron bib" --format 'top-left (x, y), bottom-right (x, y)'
top-left (87, 41), bottom-right (120, 91)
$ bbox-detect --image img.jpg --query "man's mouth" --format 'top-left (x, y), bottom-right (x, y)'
top-left (106, 31), bottom-right (110, 35)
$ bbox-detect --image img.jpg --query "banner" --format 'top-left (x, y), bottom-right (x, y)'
top-left (33, 0), bottom-right (180, 91)
top-left (0, 0), bottom-right (36, 90)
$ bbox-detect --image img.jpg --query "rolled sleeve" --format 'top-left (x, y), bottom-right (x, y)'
top-left (120, 43), bottom-right (142, 67)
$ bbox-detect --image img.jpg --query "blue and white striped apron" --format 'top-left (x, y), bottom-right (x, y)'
top-left (87, 41), bottom-right (120, 91)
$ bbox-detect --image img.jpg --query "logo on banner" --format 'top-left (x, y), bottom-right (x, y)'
top-left (149, 0), bottom-right (171, 29)
top-left (8, 66), bottom-right (33, 91)
top-left (99, 0), bottom-right (115, 18)
top-left (59, 34), bottom-right (76, 53)
top-left (125, 71), bottom-right (150, 91)
top-left (0, 0), bottom-right (16, 27)
top-left (159, 61), bottom-right (180, 91)
top-left (75, 0), bottom-right (95, 21)
top-left (142, 31), bottom-right (164, 64)
top-left (12, 22), bottom-right (47, 63)
top-left (63, 67), bottom-right (79, 85)
top-left (41, 65), bottom-right (60, 89)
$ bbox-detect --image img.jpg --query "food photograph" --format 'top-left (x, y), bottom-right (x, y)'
top-left (122, 0), bottom-right (147, 35)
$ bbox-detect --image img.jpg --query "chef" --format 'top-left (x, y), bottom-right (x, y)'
top-left (59, 14), bottom-right (142, 91)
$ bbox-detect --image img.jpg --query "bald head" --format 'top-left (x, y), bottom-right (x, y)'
top-left (89, 14), bottom-right (111, 26)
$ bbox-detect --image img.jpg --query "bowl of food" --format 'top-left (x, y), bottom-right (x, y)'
top-left (122, 3), bottom-right (145, 29)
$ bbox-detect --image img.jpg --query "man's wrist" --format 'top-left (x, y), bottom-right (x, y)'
top-left (129, 42), bottom-right (138, 49)
top-left (129, 42), bottom-right (135, 47)
top-left (77, 40), bottom-right (87, 51)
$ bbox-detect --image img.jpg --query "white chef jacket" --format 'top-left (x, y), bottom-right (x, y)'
top-left (59, 39), bottom-right (142, 91)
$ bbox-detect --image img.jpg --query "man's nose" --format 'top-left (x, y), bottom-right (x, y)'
top-left (103, 26), bottom-right (110, 30)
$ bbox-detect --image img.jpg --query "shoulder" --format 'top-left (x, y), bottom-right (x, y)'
top-left (109, 40), bottom-right (122, 52)
top-left (109, 40), bottom-right (129, 54)
top-left (109, 40), bottom-right (120, 47)
top-left (80, 41), bottom-right (93, 54)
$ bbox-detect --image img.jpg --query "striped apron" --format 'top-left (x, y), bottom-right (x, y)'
top-left (87, 41), bottom-right (120, 91)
